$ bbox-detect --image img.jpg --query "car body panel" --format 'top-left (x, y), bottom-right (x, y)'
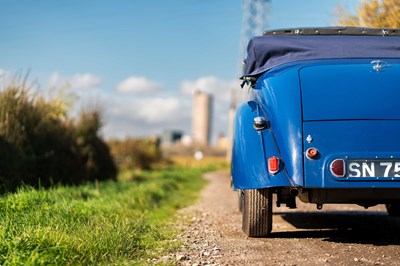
top-left (303, 120), bottom-right (400, 188)
top-left (232, 59), bottom-right (400, 192)
top-left (255, 66), bottom-right (304, 187)
top-left (231, 101), bottom-right (293, 189)
top-left (300, 60), bottom-right (400, 121)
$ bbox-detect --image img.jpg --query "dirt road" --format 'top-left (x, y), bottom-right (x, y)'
top-left (175, 170), bottom-right (400, 266)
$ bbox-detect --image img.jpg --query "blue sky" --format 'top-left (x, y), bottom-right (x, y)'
top-left (0, 0), bottom-right (358, 141)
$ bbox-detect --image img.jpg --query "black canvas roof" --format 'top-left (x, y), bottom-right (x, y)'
top-left (264, 27), bottom-right (400, 36)
top-left (242, 27), bottom-right (400, 79)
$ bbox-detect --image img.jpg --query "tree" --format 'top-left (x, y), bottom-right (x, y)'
top-left (337, 0), bottom-right (400, 28)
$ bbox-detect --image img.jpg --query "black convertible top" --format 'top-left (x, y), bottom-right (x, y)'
top-left (242, 27), bottom-right (400, 80)
top-left (264, 26), bottom-right (400, 36)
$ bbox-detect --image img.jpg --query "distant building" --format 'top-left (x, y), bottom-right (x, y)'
top-left (217, 132), bottom-right (228, 150)
top-left (226, 90), bottom-right (238, 161)
top-left (192, 90), bottom-right (213, 147)
top-left (181, 135), bottom-right (193, 146)
top-left (161, 130), bottom-right (183, 147)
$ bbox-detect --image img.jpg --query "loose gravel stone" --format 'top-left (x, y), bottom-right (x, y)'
top-left (158, 171), bottom-right (400, 266)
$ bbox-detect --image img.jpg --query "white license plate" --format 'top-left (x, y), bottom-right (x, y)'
top-left (347, 160), bottom-right (400, 177)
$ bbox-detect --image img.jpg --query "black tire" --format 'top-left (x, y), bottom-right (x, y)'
top-left (242, 188), bottom-right (273, 237)
top-left (238, 189), bottom-right (244, 213)
top-left (386, 202), bottom-right (400, 216)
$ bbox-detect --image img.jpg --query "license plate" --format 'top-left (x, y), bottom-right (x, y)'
top-left (347, 159), bottom-right (400, 177)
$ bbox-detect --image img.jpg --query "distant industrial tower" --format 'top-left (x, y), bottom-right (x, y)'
top-left (227, 0), bottom-right (271, 161)
top-left (192, 90), bottom-right (213, 147)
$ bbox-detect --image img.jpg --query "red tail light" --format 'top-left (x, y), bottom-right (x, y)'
top-left (306, 148), bottom-right (319, 159)
top-left (268, 156), bottom-right (280, 174)
top-left (330, 159), bottom-right (345, 177)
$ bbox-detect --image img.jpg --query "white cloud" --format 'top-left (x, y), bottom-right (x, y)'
top-left (0, 69), bottom-right (15, 90)
top-left (135, 97), bottom-right (181, 123)
top-left (47, 72), bottom-right (102, 90)
top-left (48, 72), bottom-right (62, 88)
top-left (0, 68), bottom-right (11, 80)
top-left (69, 73), bottom-right (102, 89)
top-left (180, 76), bottom-right (239, 103)
top-left (0, 68), bottom-right (8, 90)
top-left (102, 95), bottom-right (191, 139)
top-left (108, 97), bottom-right (184, 123)
top-left (116, 76), bottom-right (163, 93)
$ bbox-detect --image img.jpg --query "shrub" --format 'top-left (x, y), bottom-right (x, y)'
top-left (0, 77), bottom-right (116, 191)
top-left (75, 110), bottom-right (117, 181)
top-left (108, 137), bottom-right (162, 170)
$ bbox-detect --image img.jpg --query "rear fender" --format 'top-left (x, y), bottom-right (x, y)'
top-left (231, 101), bottom-right (292, 189)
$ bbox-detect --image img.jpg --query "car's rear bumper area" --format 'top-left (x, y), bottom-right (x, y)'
top-left (299, 188), bottom-right (400, 205)
top-left (303, 120), bottom-right (400, 188)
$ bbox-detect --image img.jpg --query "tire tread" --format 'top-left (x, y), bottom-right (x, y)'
top-left (242, 188), bottom-right (272, 237)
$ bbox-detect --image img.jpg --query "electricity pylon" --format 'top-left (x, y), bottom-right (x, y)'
top-left (227, 0), bottom-right (270, 162)
top-left (238, 0), bottom-right (270, 76)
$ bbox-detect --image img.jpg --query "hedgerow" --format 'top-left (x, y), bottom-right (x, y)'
top-left (0, 77), bottom-right (116, 191)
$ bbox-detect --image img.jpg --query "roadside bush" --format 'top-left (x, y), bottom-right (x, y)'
top-left (0, 78), bottom-right (116, 191)
top-left (75, 110), bottom-right (117, 181)
top-left (108, 137), bottom-right (162, 170)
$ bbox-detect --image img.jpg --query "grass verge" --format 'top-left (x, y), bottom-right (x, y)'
top-left (0, 166), bottom-right (218, 265)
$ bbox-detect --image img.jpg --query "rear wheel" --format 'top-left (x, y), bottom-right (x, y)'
top-left (242, 188), bottom-right (273, 237)
top-left (386, 202), bottom-right (400, 216)
top-left (238, 189), bottom-right (244, 213)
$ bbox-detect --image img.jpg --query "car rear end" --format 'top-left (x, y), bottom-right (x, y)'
top-left (234, 27), bottom-right (400, 237)
top-left (299, 59), bottom-right (400, 206)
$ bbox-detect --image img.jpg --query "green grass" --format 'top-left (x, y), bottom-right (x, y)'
top-left (0, 166), bottom-right (213, 265)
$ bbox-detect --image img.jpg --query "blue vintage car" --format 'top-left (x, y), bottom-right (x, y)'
top-left (231, 27), bottom-right (400, 237)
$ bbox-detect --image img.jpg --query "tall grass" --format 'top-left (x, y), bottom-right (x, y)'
top-left (0, 77), bottom-right (116, 191)
top-left (0, 166), bottom-right (209, 265)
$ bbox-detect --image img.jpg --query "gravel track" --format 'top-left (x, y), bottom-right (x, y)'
top-left (172, 170), bottom-right (400, 265)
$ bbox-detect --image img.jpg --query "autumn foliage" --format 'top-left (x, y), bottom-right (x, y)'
top-left (337, 0), bottom-right (400, 28)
